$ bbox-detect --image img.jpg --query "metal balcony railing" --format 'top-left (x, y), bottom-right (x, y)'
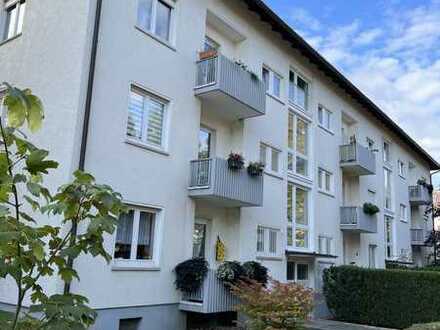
top-left (340, 206), bottom-right (378, 233)
top-left (340, 143), bottom-right (376, 176)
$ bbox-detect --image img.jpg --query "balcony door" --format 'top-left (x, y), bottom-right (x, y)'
top-left (192, 219), bottom-right (210, 260)
top-left (198, 127), bottom-right (214, 159)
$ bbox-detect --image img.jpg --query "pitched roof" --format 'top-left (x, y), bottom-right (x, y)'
top-left (240, 0), bottom-right (440, 170)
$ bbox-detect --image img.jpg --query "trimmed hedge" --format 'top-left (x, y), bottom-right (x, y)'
top-left (407, 323), bottom-right (440, 330)
top-left (323, 266), bottom-right (440, 329)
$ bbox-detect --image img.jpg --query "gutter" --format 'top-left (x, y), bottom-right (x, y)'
top-left (64, 0), bottom-right (103, 294)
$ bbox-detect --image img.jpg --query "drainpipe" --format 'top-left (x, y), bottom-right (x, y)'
top-left (430, 170), bottom-right (440, 265)
top-left (64, 0), bottom-right (103, 294)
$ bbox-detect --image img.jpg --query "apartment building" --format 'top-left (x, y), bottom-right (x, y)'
top-left (0, 0), bottom-right (438, 329)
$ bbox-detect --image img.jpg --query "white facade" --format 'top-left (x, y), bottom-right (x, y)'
top-left (0, 1), bottom-right (438, 329)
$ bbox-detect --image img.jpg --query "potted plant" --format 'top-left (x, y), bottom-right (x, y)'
top-left (247, 162), bottom-right (265, 177)
top-left (227, 153), bottom-right (245, 171)
top-left (217, 261), bottom-right (245, 286)
top-left (363, 202), bottom-right (380, 216)
top-left (174, 258), bottom-right (209, 293)
top-left (417, 177), bottom-right (434, 194)
top-left (242, 261), bottom-right (269, 285)
top-left (199, 49), bottom-right (218, 60)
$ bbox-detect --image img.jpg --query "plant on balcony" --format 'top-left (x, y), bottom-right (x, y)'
top-left (174, 258), bottom-right (209, 293)
top-left (227, 152), bottom-right (245, 171)
top-left (199, 49), bottom-right (218, 60)
top-left (242, 261), bottom-right (269, 285)
top-left (231, 279), bottom-right (313, 330)
top-left (363, 202), bottom-right (380, 216)
top-left (217, 261), bottom-right (245, 286)
top-left (418, 177), bottom-right (434, 194)
top-left (235, 60), bottom-right (260, 81)
top-left (247, 162), bottom-right (264, 177)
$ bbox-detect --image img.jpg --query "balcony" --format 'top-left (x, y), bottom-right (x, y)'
top-left (188, 158), bottom-right (263, 207)
top-left (179, 269), bottom-right (239, 314)
top-left (340, 143), bottom-right (376, 176)
top-left (409, 185), bottom-right (432, 206)
top-left (194, 54), bottom-right (266, 121)
top-left (340, 207), bottom-right (378, 233)
top-left (411, 229), bottom-right (428, 246)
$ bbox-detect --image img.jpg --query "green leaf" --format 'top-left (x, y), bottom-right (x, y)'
top-left (25, 94), bottom-right (44, 133)
top-left (26, 182), bottom-right (41, 197)
top-left (25, 149), bottom-right (58, 175)
top-left (32, 243), bottom-right (45, 261)
top-left (59, 268), bottom-right (78, 283)
top-left (4, 90), bottom-right (27, 128)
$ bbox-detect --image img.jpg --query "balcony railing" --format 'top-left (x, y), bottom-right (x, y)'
top-left (340, 207), bottom-right (378, 233)
top-left (409, 185), bottom-right (432, 206)
top-left (188, 158), bottom-right (263, 207)
top-left (195, 54), bottom-right (266, 120)
top-left (411, 229), bottom-right (428, 246)
top-left (179, 269), bottom-right (239, 314)
top-left (340, 143), bottom-right (376, 176)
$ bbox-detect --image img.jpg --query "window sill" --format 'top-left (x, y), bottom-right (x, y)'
top-left (256, 255), bottom-right (283, 261)
top-left (318, 189), bottom-right (335, 198)
top-left (264, 171), bottom-right (284, 181)
top-left (287, 172), bottom-right (313, 186)
top-left (288, 102), bottom-right (311, 120)
top-left (318, 124), bottom-right (334, 136)
top-left (135, 26), bottom-right (176, 52)
top-left (112, 260), bottom-right (160, 271)
top-left (400, 219), bottom-right (408, 223)
top-left (125, 139), bottom-right (170, 156)
top-left (399, 174), bottom-right (406, 180)
top-left (0, 33), bottom-right (22, 48)
top-left (266, 92), bottom-right (285, 105)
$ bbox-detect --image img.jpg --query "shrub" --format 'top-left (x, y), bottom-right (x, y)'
top-left (407, 323), bottom-right (440, 330)
top-left (242, 261), bottom-right (268, 285)
top-left (175, 258), bottom-right (209, 293)
top-left (323, 266), bottom-right (440, 329)
top-left (217, 261), bottom-right (245, 286)
top-left (363, 202), bottom-right (380, 215)
top-left (232, 279), bottom-right (313, 330)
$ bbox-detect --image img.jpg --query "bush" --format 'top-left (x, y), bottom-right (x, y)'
top-left (242, 261), bottom-right (268, 285)
top-left (175, 258), bottom-right (209, 293)
top-left (363, 202), bottom-right (380, 215)
top-left (232, 279), bottom-right (313, 330)
top-left (407, 323), bottom-right (440, 330)
top-left (217, 261), bottom-right (245, 286)
top-left (323, 266), bottom-right (440, 329)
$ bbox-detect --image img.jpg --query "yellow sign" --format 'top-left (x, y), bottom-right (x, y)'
top-left (216, 236), bottom-right (225, 262)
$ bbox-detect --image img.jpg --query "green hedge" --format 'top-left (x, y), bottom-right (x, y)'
top-left (323, 266), bottom-right (440, 329)
top-left (407, 323), bottom-right (440, 330)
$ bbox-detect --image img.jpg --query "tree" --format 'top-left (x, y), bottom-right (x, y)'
top-left (0, 83), bottom-right (126, 330)
top-left (425, 204), bottom-right (440, 265)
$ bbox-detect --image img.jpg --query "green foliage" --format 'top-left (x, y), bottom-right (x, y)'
top-left (323, 266), bottom-right (440, 329)
top-left (407, 323), bottom-right (440, 330)
top-left (217, 261), bottom-right (245, 286)
top-left (241, 261), bottom-right (268, 285)
top-left (174, 258), bottom-right (209, 293)
top-left (362, 202), bottom-right (380, 216)
top-left (0, 84), bottom-right (125, 330)
top-left (232, 279), bottom-right (314, 330)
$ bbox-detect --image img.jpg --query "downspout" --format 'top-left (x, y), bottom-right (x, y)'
top-left (64, 0), bottom-right (103, 294)
top-left (430, 170), bottom-right (440, 265)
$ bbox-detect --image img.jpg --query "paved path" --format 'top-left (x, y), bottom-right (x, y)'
top-left (306, 319), bottom-right (396, 330)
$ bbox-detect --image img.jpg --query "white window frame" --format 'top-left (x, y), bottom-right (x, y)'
top-left (287, 261), bottom-right (310, 286)
top-left (318, 236), bottom-right (333, 255)
top-left (318, 105), bottom-right (332, 133)
top-left (136, 0), bottom-right (176, 45)
top-left (126, 84), bottom-right (170, 153)
top-left (289, 69), bottom-right (309, 111)
top-left (368, 244), bottom-right (377, 268)
top-left (288, 112), bottom-right (309, 178)
top-left (385, 215), bottom-right (394, 259)
top-left (400, 204), bottom-right (407, 222)
top-left (3, 0), bottom-right (26, 41)
top-left (397, 159), bottom-right (405, 178)
top-left (318, 167), bottom-right (333, 195)
top-left (260, 142), bottom-right (282, 177)
top-left (256, 225), bottom-right (282, 259)
top-left (287, 183), bottom-right (310, 250)
top-left (383, 140), bottom-right (391, 164)
top-left (262, 66), bottom-right (282, 100)
top-left (384, 167), bottom-right (393, 211)
top-left (112, 205), bottom-right (163, 270)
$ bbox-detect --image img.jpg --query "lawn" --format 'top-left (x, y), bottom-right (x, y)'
top-left (0, 310), bottom-right (14, 328)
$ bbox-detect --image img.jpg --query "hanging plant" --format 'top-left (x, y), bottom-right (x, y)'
top-left (418, 177), bottom-right (434, 194)
top-left (247, 162), bottom-right (265, 177)
top-left (227, 152), bottom-right (245, 171)
top-left (174, 258), bottom-right (209, 293)
top-left (217, 261), bottom-right (245, 286)
top-left (363, 202), bottom-right (380, 216)
top-left (242, 261), bottom-right (269, 285)
top-left (199, 49), bottom-right (218, 60)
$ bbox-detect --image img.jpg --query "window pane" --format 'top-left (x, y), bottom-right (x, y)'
top-left (295, 188), bottom-right (307, 225)
top-left (204, 36), bottom-right (219, 52)
top-left (325, 173), bottom-right (331, 191)
top-left (263, 68), bottom-right (269, 92)
top-left (193, 223), bottom-right (206, 258)
top-left (296, 157), bottom-right (307, 176)
top-left (295, 229), bottom-right (308, 248)
top-left (325, 110), bottom-right (331, 129)
top-left (5, 5), bottom-right (18, 40)
top-left (318, 169), bottom-right (323, 189)
top-left (146, 98), bottom-right (165, 146)
top-left (137, 0), bottom-right (153, 31)
top-left (288, 113), bottom-right (294, 149)
top-left (198, 129), bottom-right (211, 159)
top-left (287, 226), bottom-right (293, 246)
top-left (273, 75), bottom-right (281, 97)
top-left (287, 153), bottom-right (293, 171)
top-left (287, 184), bottom-right (293, 222)
top-left (287, 261), bottom-right (295, 281)
top-left (155, 1), bottom-right (171, 40)
top-left (260, 144), bottom-right (267, 165)
top-left (127, 89), bottom-right (145, 140)
top-left (297, 264), bottom-right (308, 280)
top-left (271, 149), bottom-right (279, 172)
top-left (16, 1), bottom-right (25, 35)
top-left (318, 107), bottom-right (323, 125)
top-left (289, 71), bottom-right (295, 103)
top-left (114, 210), bottom-right (134, 259)
top-left (296, 77), bottom-right (308, 109)
top-left (269, 230), bottom-right (277, 253)
top-left (137, 211), bottom-right (155, 260)
top-left (296, 119), bottom-right (307, 155)
top-left (257, 227), bottom-right (264, 252)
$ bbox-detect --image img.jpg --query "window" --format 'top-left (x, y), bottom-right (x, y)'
top-left (318, 105), bottom-right (332, 131)
top-left (287, 261), bottom-right (309, 284)
top-left (287, 183), bottom-right (309, 249)
top-left (366, 137), bottom-right (375, 151)
top-left (318, 168), bottom-right (333, 194)
top-left (137, 0), bottom-right (174, 42)
top-left (368, 245), bottom-right (377, 268)
top-left (119, 318), bottom-right (141, 330)
top-left (204, 36), bottom-right (219, 52)
top-left (384, 168), bottom-right (392, 210)
top-left (287, 112), bottom-right (309, 177)
top-left (3, 0), bottom-right (25, 41)
top-left (318, 236), bottom-right (332, 255)
top-left (192, 222), bottom-right (207, 258)
top-left (289, 70), bottom-right (309, 110)
top-left (127, 86), bottom-right (168, 150)
top-left (400, 204), bottom-right (407, 222)
top-left (398, 160), bottom-right (405, 178)
top-left (383, 141), bottom-right (391, 163)
top-left (385, 216), bottom-right (394, 259)
top-left (256, 226), bottom-right (280, 257)
top-left (114, 208), bottom-right (158, 264)
top-left (260, 143), bottom-right (281, 175)
top-left (198, 128), bottom-right (212, 159)
top-left (262, 67), bottom-right (282, 98)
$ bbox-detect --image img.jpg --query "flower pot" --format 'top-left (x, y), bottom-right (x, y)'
top-left (199, 50), bottom-right (218, 60)
top-left (228, 158), bottom-right (244, 171)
